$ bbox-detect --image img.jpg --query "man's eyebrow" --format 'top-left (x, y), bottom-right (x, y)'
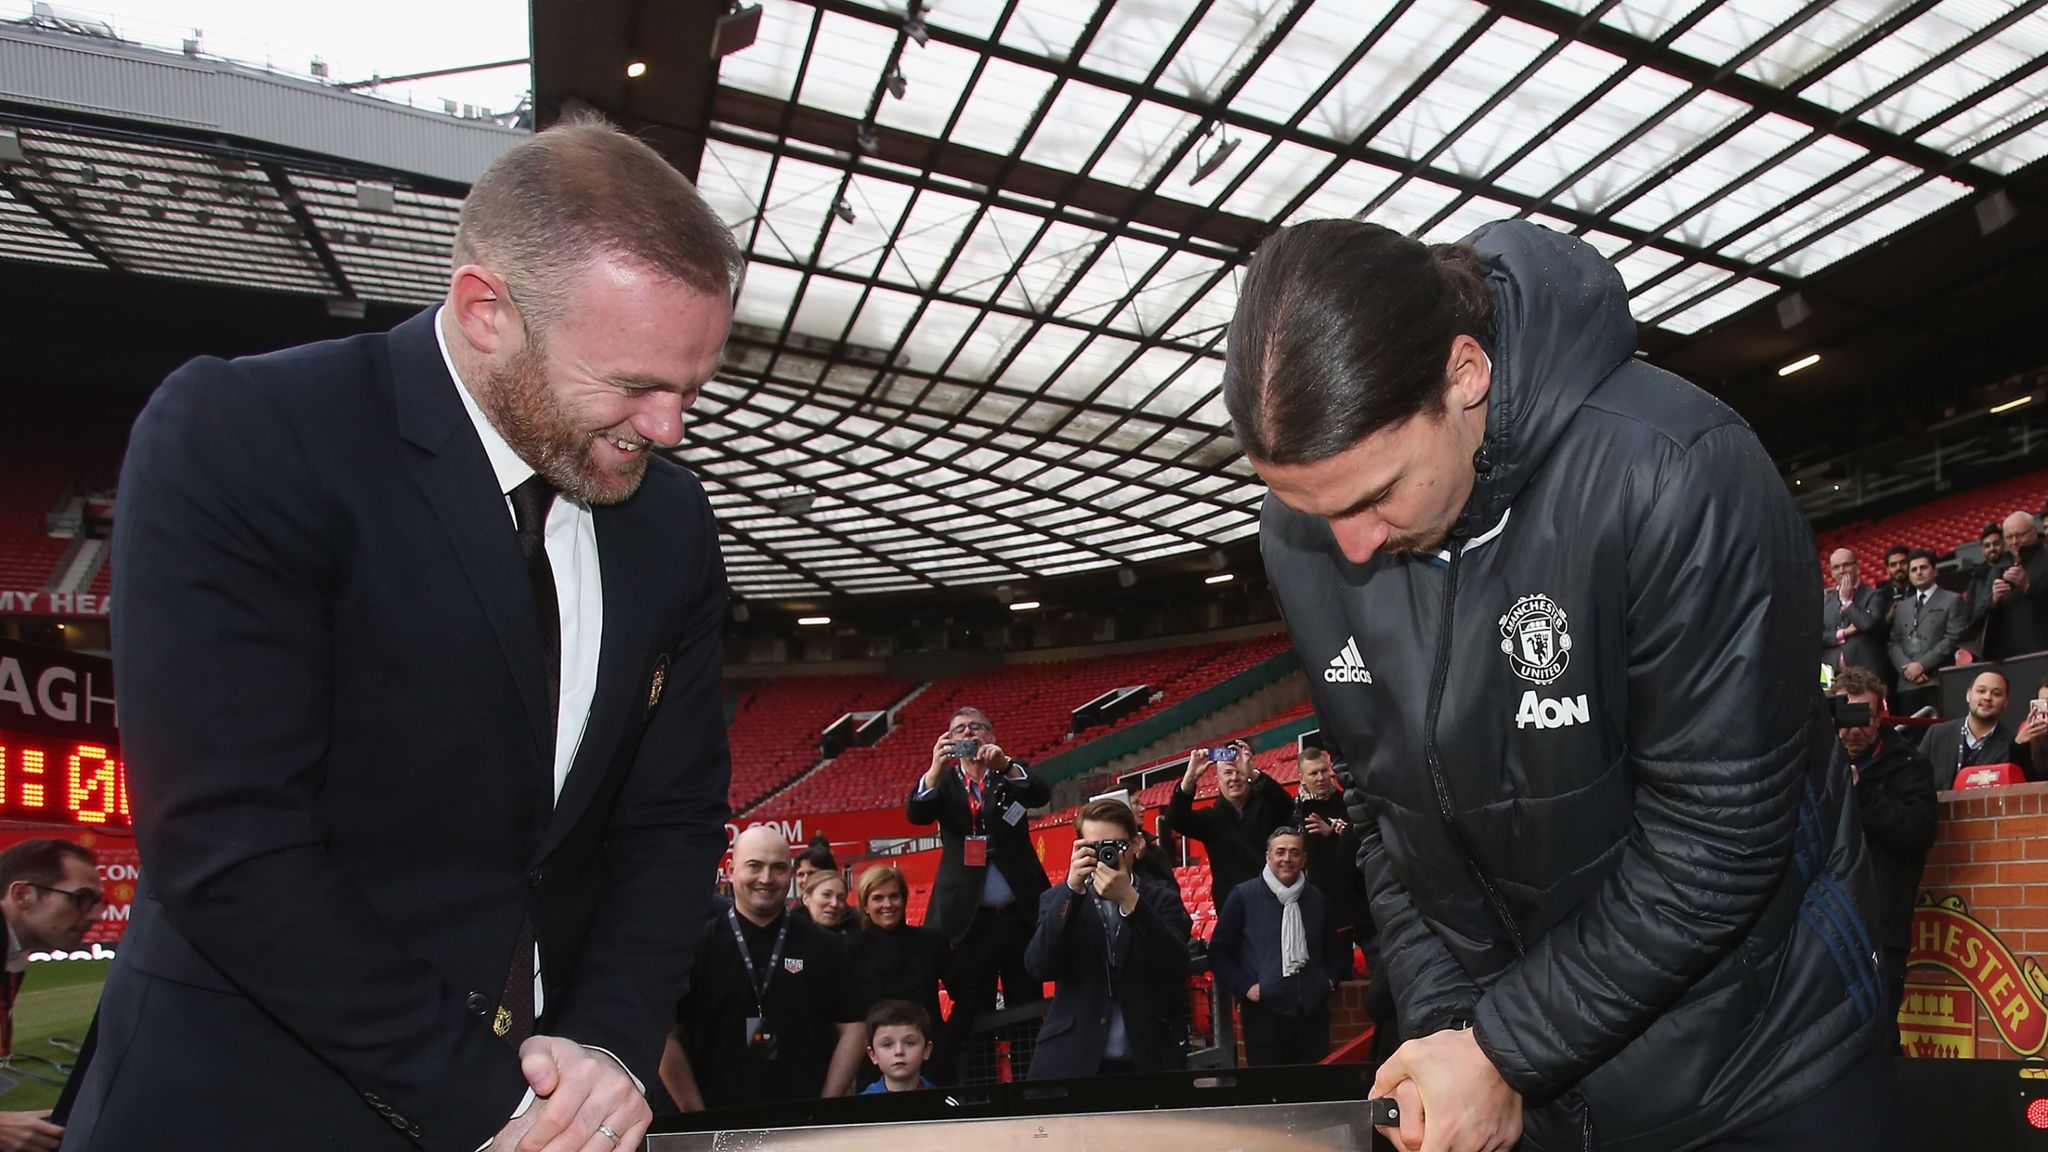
top-left (1334, 479), bottom-right (1397, 518)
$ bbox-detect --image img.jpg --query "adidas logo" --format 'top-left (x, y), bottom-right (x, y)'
top-left (1324, 637), bottom-right (1374, 684)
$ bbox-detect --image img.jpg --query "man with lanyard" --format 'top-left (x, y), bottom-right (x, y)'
top-left (660, 827), bottom-right (864, 1111)
top-left (907, 707), bottom-right (1051, 1028)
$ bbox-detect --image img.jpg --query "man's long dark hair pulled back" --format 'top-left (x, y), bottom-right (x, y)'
top-left (1224, 219), bottom-right (1493, 464)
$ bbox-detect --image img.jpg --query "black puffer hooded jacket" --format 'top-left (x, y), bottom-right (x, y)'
top-left (1262, 221), bottom-right (1886, 1150)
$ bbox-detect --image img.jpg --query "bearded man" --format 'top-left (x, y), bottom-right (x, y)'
top-left (64, 115), bottom-right (738, 1152)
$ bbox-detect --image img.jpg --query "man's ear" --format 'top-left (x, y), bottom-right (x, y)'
top-left (445, 263), bottom-right (524, 359)
top-left (1444, 333), bottom-right (1491, 413)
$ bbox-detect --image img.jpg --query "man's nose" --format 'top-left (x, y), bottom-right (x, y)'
top-left (1329, 514), bottom-right (1388, 565)
top-left (632, 391), bottom-right (686, 448)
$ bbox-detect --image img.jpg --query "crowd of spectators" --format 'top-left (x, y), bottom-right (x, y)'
top-left (657, 705), bottom-right (1377, 1113)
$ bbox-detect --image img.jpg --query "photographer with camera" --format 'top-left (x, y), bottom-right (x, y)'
top-left (660, 828), bottom-right (866, 1112)
top-left (1166, 739), bottom-right (1293, 899)
top-left (907, 707), bottom-right (1051, 1031)
top-left (1025, 798), bottom-right (1193, 1080)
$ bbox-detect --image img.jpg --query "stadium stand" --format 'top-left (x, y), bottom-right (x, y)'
top-left (1816, 468), bottom-right (2048, 575)
top-left (748, 633), bottom-right (1295, 820)
top-left (724, 673), bottom-right (917, 812)
top-left (0, 479), bottom-right (68, 594)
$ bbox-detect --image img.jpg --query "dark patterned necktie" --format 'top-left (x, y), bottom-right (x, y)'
top-left (503, 474), bottom-right (557, 1045)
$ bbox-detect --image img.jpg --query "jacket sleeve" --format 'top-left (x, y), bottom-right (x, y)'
top-left (111, 361), bottom-right (526, 1149)
top-left (1820, 595), bottom-right (1843, 655)
top-left (1857, 753), bottom-right (1938, 859)
top-left (1472, 423), bottom-right (1821, 1101)
top-left (1359, 813), bottom-right (1481, 1038)
top-left (1207, 887), bottom-right (1253, 999)
top-left (551, 492), bottom-right (734, 1087)
top-left (1025, 884), bottom-right (1080, 982)
top-left (1007, 767), bottom-right (1052, 809)
top-left (1841, 589), bottom-right (1884, 633)
top-left (1167, 784), bottom-right (1221, 845)
top-left (906, 774), bottom-right (945, 826)
top-left (1125, 882), bottom-right (1193, 985)
top-left (1930, 594), bottom-right (1966, 668)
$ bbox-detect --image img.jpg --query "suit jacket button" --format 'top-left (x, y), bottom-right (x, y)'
top-left (408, 1123), bottom-right (422, 1138)
top-left (364, 1093), bottom-right (384, 1106)
top-left (387, 1112), bottom-right (408, 1130)
top-left (528, 868), bottom-right (547, 887)
top-left (467, 991), bottom-right (491, 1015)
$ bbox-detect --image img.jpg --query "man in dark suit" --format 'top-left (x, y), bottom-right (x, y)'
top-left (1823, 548), bottom-right (1891, 682)
top-left (1828, 669), bottom-right (1936, 1048)
top-left (1984, 512), bottom-right (2048, 659)
top-left (1025, 798), bottom-right (1191, 1079)
top-left (1962, 522), bottom-right (2006, 656)
top-left (1922, 668), bottom-right (2037, 788)
top-left (1887, 549), bottom-right (1965, 714)
top-left (1210, 827), bottom-right (1349, 1066)
top-left (64, 117), bottom-right (740, 1152)
top-left (906, 706), bottom-right (1050, 1026)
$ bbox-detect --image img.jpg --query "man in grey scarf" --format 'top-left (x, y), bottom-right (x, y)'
top-left (1209, 827), bottom-right (1349, 1066)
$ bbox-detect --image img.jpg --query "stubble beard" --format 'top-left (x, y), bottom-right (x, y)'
top-left (480, 338), bottom-right (649, 506)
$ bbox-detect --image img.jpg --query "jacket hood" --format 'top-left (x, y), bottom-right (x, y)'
top-left (1452, 221), bottom-right (1637, 541)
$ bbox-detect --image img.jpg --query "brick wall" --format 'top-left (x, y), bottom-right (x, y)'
top-left (1909, 782), bottom-right (2048, 1061)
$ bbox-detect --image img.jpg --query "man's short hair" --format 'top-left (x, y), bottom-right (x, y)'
top-left (1972, 667), bottom-right (2010, 692)
top-left (1884, 545), bottom-right (1910, 562)
top-left (794, 835), bottom-right (837, 873)
top-left (1829, 666), bottom-right (1888, 701)
top-left (452, 111), bottom-right (743, 334)
top-left (1299, 744), bottom-right (1331, 765)
top-left (950, 706), bottom-right (993, 732)
top-left (865, 999), bottom-right (931, 1044)
top-left (1908, 548), bottom-right (1939, 566)
top-left (1983, 522), bottom-right (2004, 540)
top-left (0, 838), bottom-right (93, 891)
top-left (855, 864), bottom-right (905, 909)
top-left (1266, 825), bottom-right (1307, 849)
top-left (1074, 797), bottom-right (1140, 841)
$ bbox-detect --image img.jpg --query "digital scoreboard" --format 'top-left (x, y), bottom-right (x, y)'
top-left (0, 638), bottom-right (127, 828)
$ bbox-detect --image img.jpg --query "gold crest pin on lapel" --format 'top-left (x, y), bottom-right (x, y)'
top-left (646, 654), bottom-right (670, 718)
top-left (492, 1006), bottom-right (512, 1038)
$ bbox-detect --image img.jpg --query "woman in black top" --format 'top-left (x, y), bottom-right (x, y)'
top-left (846, 865), bottom-right (955, 1083)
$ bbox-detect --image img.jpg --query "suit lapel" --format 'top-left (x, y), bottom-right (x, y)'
top-left (542, 498), bottom-right (660, 853)
top-left (390, 310), bottom-right (555, 764)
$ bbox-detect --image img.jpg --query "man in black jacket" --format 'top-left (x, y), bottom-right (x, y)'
top-left (1921, 668), bottom-right (2038, 787)
top-left (1985, 511), bottom-right (2048, 659)
top-left (1166, 739), bottom-right (1291, 898)
top-left (905, 707), bottom-right (1050, 1026)
top-left (1293, 745), bottom-right (1367, 963)
top-left (1829, 668), bottom-right (1937, 1047)
top-left (1209, 828), bottom-right (1349, 1066)
top-left (1024, 799), bottom-right (1191, 1080)
top-left (1823, 548), bottom-right (1891, 681)
top-left (1230, 219), bottom-right (1891, 1151)
top-left (1962, 522), bottom-right (2006, 655)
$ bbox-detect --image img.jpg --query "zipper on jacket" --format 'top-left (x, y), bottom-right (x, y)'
top-left (1425, 541), bottom-right (1525, 956)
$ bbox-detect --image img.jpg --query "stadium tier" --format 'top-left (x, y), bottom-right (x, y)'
top-left (724, 673), bottom-right (917, 812)
top-left (746, 633), bottom-right (1295, 820)
top-left (1817, 468), bottom-right (2048, 576)
top-left (0, 480), bottom-right (68, 594)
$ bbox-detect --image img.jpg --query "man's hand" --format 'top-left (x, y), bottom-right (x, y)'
top-left (1246, 983), bottom-right (1262, 1003)
top-left (1303, 813), bottom-right (1336, 837)
top-left (1369, 1028), bottom-right (1522, 1152)
top-left (0, 1110), bottom-right (62, 1152)
top-left (1092, 854), bottom-right (1138, 914)
top-left (2007, 563), bottom-right (2030, 594)
top-left (925, 733), bottom-right (956, 785)
top-left (1181, 749), bottom-right (1209, 790)
top-left (1066, 840), bottom-right (1099, 893)
top-left (973, 740), bottom-right (1013, 777)
top-left (1903, 661), bottom-right (1926, 683)
top-left (1994, 577), bottom-right (2014, 604)
top-left (497, 1037), bottom-right (651, 1152)
top-left (2019, 710), bottom-right (2048, 746)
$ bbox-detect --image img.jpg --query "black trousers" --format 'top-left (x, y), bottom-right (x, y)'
top-left (951, 901), bottom-right (1040, 1014)
top-left (1699, 1040), bottom-right (1901, 1151)
top-left (1240, 1002), bottom-right (1331, 1067)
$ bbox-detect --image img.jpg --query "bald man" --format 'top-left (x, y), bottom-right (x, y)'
top-left (1984, 511), bottom-right (2048, 660)
top-left (1823, 548), bottom-right (1892, 681)
top-left (659, 828), bottom-right (865, 1112)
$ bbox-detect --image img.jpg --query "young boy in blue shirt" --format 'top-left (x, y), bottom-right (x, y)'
top-left (860, 1000), bottom-right (938, 1094)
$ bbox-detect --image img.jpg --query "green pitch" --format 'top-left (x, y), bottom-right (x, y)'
top-left (0, 960), bottom-right (108, 1113)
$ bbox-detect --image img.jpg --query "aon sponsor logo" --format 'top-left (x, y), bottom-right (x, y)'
top-left (1515, 690), bottom-right (1588, 730)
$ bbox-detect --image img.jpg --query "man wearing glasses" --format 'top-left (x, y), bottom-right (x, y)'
top-left (0, 837), bottom-right (101, 1151)
top-left (907, 707), bottom-right (1050, 1043)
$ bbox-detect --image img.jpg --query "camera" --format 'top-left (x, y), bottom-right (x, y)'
top-left (950, 738), bottom-right (980, 758)
top-left (1095, 839), bottom-right (1127, 870)
top-left (1206, 746), bottom-right (1239, 763)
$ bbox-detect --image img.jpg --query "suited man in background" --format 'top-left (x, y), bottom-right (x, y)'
top-left (1922, 669), bottom-right (2037, 788)
top-left (66, 116), bottom-right (739, 1152)
top-left (1025, 799), bottom-right (1191, 1080)
top-left (906, 707), bottom-right (1051, 1030)
top-left (1984, 511), bottom-right (2048, 659)
top-left (1823, 548), bottom-right (1891, 682)
top-left (1887, 549), bottom-right (1964, 714)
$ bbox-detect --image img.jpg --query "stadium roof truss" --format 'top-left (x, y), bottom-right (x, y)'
top-left (3, 0), bottom-right (2045, 599)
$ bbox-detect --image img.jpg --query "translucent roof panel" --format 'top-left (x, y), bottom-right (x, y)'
top-left (0, 0), bottom-right (2030, 599)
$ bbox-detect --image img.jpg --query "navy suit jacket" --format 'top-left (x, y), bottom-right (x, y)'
top-left (63, 310), bottom-right (732, 1152)
top-left (1023, 878), bottom-right (1191, 1080)
top-left (1209, 878), bottom-right (1349, 1019)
